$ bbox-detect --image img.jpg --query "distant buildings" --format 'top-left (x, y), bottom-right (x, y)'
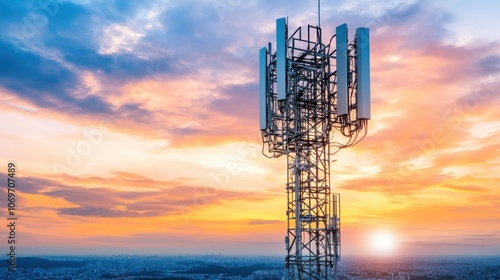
top-left (1, 255), bottom-right (499, 279)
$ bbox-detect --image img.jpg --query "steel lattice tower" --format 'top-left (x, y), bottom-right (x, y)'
top-left (259, 18), bottom-right (370, 280)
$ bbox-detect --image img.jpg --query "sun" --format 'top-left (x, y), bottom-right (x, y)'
top-left (370, 231), bottom-right (397, 254)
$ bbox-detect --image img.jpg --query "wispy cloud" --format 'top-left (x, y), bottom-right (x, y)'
top-left (7, 173), bottom-right (279, 219)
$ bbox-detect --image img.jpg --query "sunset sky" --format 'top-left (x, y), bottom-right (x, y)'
top-left (1, 0), bottom-right (499, 257)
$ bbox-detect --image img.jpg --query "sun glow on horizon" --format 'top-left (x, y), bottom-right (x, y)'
top-left (370, 231), bottom-right (397, 255)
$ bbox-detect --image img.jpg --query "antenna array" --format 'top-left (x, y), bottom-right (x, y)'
top-left (259, 17), bottom-right (370, 280)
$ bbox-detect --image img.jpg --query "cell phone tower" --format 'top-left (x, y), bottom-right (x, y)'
top-left (258, 13), bottom-right (371, 280)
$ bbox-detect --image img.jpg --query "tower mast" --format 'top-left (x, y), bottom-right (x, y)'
top-left (259, 8), bottom-right (371, 280)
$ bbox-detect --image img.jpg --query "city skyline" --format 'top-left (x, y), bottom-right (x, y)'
top-left (0, 0), bottom-right (499, 256)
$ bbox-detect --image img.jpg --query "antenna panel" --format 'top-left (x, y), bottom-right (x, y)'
top-left (336, 24), bottom-right (348, 116)
top-left (356, 27), bottom-right (370, 119)
top-left (259, 47), bottom-right (268, 130)
top-left (276, 17), bottom-right (287, 101)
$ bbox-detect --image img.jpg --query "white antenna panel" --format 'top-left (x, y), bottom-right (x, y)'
top-left (259, 47), bottom-right (268, 130)
top-left (356, 27), bottom-right (370, 119)
top-left (276, 17), bottom-right (287, 101)
top-left (336, 24), bottom-right (348, 116)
